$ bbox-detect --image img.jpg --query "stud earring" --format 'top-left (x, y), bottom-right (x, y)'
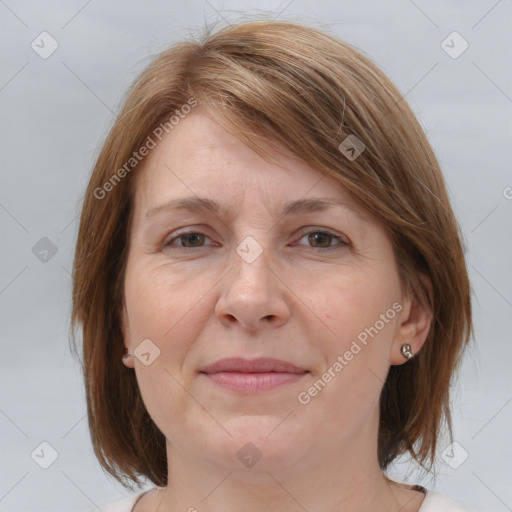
top-left (400, 343), bottom-right (413, 360)
top-left (123, 349), bottom-right (134, 360)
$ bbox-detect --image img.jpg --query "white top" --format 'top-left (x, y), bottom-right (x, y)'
top-left (93, 487), bottom-right (474, 512)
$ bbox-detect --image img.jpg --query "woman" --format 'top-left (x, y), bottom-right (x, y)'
top-left (71, 20), bottom-right (473, 512)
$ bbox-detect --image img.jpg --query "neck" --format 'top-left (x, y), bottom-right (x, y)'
top-left (140, 412), bottom-right (424, 512)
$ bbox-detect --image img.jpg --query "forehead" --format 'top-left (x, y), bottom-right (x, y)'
top-left (131, 110), bottom-right (374, 224)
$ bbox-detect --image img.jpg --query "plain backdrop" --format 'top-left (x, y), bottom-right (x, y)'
top-left (1, 1), bottom-right (511, 511)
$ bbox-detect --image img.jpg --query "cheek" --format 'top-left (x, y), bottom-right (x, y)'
top-left (124, 261), bottom-right (204, 341)
top-left (320, 268), bottom-right (396, 337)
top-left (314, 266), bottom-right (400, 393)
top-left (298, 280), bottom-right (397, 439)
top-left (124, 265), bottom-right (210, 428)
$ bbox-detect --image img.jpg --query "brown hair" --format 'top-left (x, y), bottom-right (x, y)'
top-left (70, 20), bottom-right (473, 488)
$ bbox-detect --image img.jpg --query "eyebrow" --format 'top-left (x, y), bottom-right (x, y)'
top-left (145, 196), bottom-right (365, 220)
top-left (144, 196), bottom-right (364, 221)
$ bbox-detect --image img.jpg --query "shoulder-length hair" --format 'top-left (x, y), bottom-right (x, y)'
top-left (70, 20), bottom-right (472, 489)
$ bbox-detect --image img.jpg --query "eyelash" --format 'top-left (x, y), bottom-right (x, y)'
top-left (161, 228), bottom-right (349, 252)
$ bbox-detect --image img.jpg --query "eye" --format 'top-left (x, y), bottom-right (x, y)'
top-left (162, 228), bottom-right (349, 251)
top-left (163, 231), bottom-right (214, 249)
top-left (294, 229), bottom-right (349, 251)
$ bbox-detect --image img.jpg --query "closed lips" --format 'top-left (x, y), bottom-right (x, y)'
top-left (199, 358), bottom-right (310, 393)
top-left (200, 357), bottom-right (308, 374)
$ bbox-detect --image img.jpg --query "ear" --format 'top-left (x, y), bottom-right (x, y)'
top-left (120, 301), bottom-right (135, 369)
top-left (390, 275), bottom-right (433, 366)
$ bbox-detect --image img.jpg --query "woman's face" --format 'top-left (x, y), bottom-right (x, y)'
top-left (121, 109), bottom-right (425, 473)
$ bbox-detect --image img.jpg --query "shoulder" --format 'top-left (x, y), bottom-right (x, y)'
top-left (90, 489), bottom-right (151, 512)
top-left (420, 490), bottom-right (473, 512)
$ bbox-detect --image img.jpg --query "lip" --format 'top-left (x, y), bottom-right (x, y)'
top-left (199, 357), bottom-right (309, 393)
top-left (200, 357), bottom-right (307, 374)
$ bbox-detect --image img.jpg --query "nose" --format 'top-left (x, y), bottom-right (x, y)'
top-left (214, 240), bottom-right (291, 332)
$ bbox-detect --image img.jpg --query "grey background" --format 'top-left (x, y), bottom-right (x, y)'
top-left (1, 1), bottom-right (511, 511)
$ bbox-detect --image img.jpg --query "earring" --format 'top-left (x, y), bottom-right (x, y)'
top-left (400, 343), bottom-right (413, 360)
top-left (123, 349), bottom-right (134, 360)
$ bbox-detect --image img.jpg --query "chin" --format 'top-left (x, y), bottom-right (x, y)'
top-left (205, 416), bottom-right (308, 472)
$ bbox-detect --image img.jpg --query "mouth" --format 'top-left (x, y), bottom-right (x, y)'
top-left (199, 357), bottom-right (309, 393)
